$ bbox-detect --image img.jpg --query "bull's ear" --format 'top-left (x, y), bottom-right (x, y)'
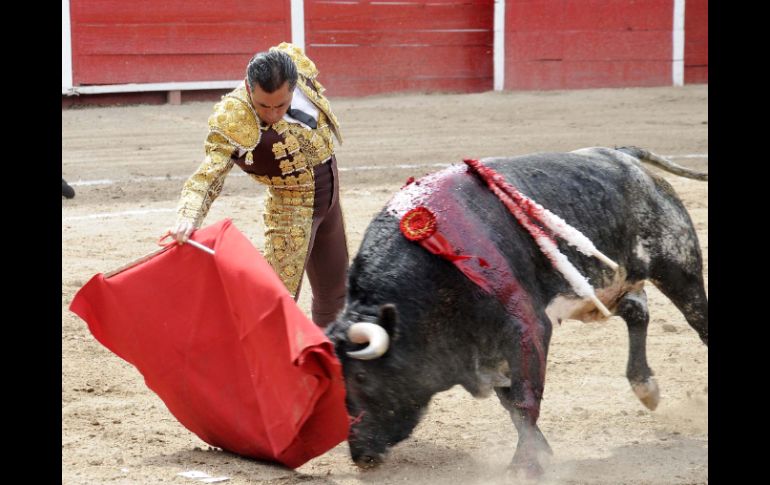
top-left (377, 303), bottom-right (400, 342)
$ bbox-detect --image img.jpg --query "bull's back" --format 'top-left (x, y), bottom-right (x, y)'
top-left (483, 150), bottom-right (657, 239)
top-left (355, 148), bottom-right (696, 304)
top-left (480, 149), bottom-right (699, 286)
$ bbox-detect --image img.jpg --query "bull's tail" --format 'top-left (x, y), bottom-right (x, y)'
top-left (617, 146), bottom-right (708, 181)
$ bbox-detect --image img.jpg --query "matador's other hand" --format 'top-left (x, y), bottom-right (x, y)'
top-left (171, 221), bottom-right (195, 244)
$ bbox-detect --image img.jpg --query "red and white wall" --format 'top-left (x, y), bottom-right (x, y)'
top-left (505, 0), bottom-right (671, 89)
top-left (62, 0), bottom-right (707, 99)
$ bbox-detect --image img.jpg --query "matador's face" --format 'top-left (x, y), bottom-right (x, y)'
top-left (249, 81), bottom-right (293, 126)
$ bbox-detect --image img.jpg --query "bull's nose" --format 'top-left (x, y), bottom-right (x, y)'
top-left (353, 453), bottom-right (383, 469)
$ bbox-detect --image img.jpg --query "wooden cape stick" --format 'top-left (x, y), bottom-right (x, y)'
top-left (104, 236), bottom-right (215, 279)
top-left (104, 245), bottom-right (173, 279)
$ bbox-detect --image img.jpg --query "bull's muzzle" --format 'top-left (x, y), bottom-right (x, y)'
top-left (351, 450), bottom-right (385, 469)
top-left (346, 322), bottom-right (390, 360)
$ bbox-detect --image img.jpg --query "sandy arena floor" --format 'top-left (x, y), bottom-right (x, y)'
top-left (62, 85), bottom-right (708, 484)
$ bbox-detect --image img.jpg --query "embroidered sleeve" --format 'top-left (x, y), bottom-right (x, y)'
top-left (175, 132), bottom-right (236, 228)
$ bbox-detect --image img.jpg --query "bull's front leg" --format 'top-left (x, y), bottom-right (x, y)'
top-left (494, 384), bottom-right (552, 478)
top-left (494, 314), bottom-right (553, 478)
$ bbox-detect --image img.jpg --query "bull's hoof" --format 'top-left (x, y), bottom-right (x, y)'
top-left (508, 445), bottom-right (549, 480)
top-left (353, 453), bottom-right (384, 470)
top-left (631, 378), bottom-right (660, 411)
top-left (508, 456), bottom-right (544, 480)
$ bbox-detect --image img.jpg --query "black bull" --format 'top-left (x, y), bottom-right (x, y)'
top-left (325, 146), bottom-right (708, 476)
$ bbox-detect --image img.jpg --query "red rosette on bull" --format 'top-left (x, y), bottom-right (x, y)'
top-left (399, 206), bottom-right (437, 241)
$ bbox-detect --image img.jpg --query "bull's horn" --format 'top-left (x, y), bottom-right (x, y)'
top-left (346, 322), bottom-right (390, 360)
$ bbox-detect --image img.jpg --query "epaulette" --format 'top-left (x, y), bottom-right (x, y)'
top-left (271, 42), bottom-right (319, 79)
top-left (207, 85), bottom-right (261, 151)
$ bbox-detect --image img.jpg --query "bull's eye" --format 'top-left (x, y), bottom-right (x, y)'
top-left (354, 372), bottom-right (366, 384)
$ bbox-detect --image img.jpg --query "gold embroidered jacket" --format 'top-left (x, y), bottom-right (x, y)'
top-left (176, 42), bottom-right (343, 296)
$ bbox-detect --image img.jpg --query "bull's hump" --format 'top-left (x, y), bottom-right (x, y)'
top-left (386, 164), bottom-right (467, 217)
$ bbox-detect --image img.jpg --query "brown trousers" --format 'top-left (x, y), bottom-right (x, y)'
top-left (297, 156), bottom-right (349, 327)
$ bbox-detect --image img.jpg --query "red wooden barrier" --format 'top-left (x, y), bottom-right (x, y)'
top-left (66, 0), bottom-right (706, 98)
top-left (70, 0), bottom-right (291, 85)
top-left (305, 0), bottom-right (494, 96)
top-left (504, 0), bottom-right (676, 90)
top-left (685, 0), bottom-right (707, 83)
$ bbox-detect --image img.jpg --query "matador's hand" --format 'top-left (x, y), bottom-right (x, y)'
top-left (170, 221), bottom-right (195, 244)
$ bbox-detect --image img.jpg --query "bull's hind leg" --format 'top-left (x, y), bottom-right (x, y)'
top-left (617, 289), bottom-right (660, 410)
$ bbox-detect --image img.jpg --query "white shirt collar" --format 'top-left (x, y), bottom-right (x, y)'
top-left (283, 86), bottom-right (319, 129)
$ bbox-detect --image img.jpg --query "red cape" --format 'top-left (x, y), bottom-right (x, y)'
top-left (69, 219), bottom-right (349, 468)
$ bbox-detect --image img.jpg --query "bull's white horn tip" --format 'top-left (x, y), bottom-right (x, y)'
top-left (346, 322), bottom-right (390, 360)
